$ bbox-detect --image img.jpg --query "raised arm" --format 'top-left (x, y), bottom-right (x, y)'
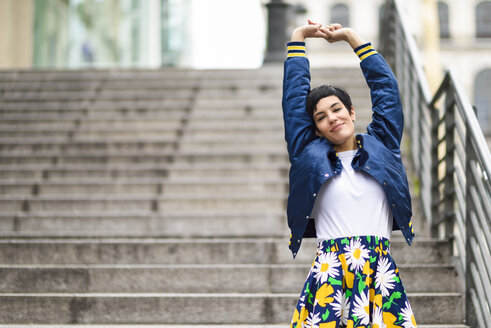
top-left (321, 25), bottom-right (404, 152)
top-left (282, 23), bottom-right (333, 163)
top-left (283, 23), bottom-right (368, 163)
top-left (283, 23), bottom-right (404, 161)
top-left (359, 48), bottom-right (404, 153)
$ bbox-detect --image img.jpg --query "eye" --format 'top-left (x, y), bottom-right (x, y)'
top-left (316, 116), bottom-right (325, 122)
top-left (333, 108), bottom-right (342, 112)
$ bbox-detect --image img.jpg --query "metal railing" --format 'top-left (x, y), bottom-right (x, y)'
top-left (380, 0), bottom-right (491, 327)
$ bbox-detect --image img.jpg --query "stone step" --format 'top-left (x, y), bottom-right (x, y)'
top-left (0, 139), bottom-right (285, 155)
top-left (0, 325), bottom-right (472, 328)
top-left (1, 209), bottom-right (425, 239)
top-left (0, 117), bottom-right (183, 127)
top-left (0, 292), bottom-right (463, 324)
top-left (0, 112), bottom-right (181, 121)
top-left (0, 130), bottom-right (177, 139)
top-left (0, 177), bottom-right (288, 195)
top-left (0, 97), bottom-right (279, 107)
top-left (0, 68), bottom-right (361, 84)
top-left (2, 89), bottom-right (285, 101)
top-left (0, 111), bottom-right (288, 123)
top-left (0, 193), bottom-right (287, 212)
top-left (0, 108), bottom-right (284, 121)
top-left (0, 99), bottom-right (186, 111)
top-left (0, 127), bottom-right (284, 139)
top-left (0, 237), bottom-right (451, 265)
top-left (0, 150), bottom-right (289, 165)
top-left (0, 71), bottom-right (364, 87)
top-left (0, 162), bottom-right (289, 180)
top-left (6, 72), bottom-right (362, 84)
top-left (0, 88), bottom-right (372, 106)
top-left (0, 134), bottom-right (286, 144)
top-left (2, 89), bottom-right (193, 101)
top-left (0, 109), bottom-right (372, 131)
top-left (0, 263), bottom-right (458, 293)
top-left (0, 118), bottom-right (284, 131)
top-left (1, 209), bottom-right (425, 238)
top-left (0, 212), bottom-right (288, 237)
top-left (0, 72), bottom-right (273, 83)
top-left (157, 194), bottom-right (286, 212)
top-left (0, 101), bottom-right (372, 120)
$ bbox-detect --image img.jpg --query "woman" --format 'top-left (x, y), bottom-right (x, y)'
top-left (282, 21), bottom-right (418, 327)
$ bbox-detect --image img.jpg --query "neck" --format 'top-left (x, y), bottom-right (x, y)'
top-left (335, 136), bottom-right (357, 152)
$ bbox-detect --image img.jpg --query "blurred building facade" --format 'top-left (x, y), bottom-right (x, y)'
top-left (0, 0), bottom-right (489, 133)
top-left (0, 0), bottom-right (263, 69)
top-left (1, 0), bottom-right (163, 69)
top-left (288, 0), bottom-right (491, 134)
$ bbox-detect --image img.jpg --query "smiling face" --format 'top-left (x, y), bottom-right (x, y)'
top-left (313, 95), bottom-right (357, 152)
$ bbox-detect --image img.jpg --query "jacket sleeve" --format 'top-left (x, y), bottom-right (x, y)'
top-left (355, 43), bottom-right (404, 153)
top-left (282, 42), bottom-right (317, 164)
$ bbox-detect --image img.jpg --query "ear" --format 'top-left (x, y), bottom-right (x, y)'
top-left (350, 106), bottom-right (356, 122)
top-left (315, 129), bottom-right (323, 138)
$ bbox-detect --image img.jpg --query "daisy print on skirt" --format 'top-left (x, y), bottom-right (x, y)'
top-left (313, 251), bottom-right (341, 284)
top-left (344, 237), bottom-right (370, 271)
top-left (290, 236), bottom-right (418, 328)
top-left (375, 257), bottom-right (396, 297)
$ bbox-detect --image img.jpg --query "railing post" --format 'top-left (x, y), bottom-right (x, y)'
top-left (430, 102), bottom-right (440, 237)
top-left (464, 121), bottom-right (477, 327)
top-left (443, 92), bottom-right (456, 243)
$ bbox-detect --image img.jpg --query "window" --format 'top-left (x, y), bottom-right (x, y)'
top-left (331, 3), bottom-right (350, 27)
top-left (438, 1), bottom-right (450, 38)
top-left (476, 1), bottom-right (491, 38)
top-left (474, 69), bottom-right (491, 134)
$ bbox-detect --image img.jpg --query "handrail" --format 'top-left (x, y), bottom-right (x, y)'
top-left (380, 0), bottom-right (491, 327)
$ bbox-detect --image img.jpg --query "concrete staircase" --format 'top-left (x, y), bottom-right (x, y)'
top-left (0, 66), bottom-right (467, 327)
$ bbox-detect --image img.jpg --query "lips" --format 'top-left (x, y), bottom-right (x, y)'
top-left (330, 123), bottom-right (344, 132)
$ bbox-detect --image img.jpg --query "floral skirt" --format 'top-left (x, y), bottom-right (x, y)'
top-left (290, 236), bottom-right (417, 328)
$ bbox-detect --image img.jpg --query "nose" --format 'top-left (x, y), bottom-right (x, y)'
top-left (328, 113), bottom-right (337, 124)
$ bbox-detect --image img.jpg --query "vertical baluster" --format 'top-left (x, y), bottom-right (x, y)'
top-left (465, 111), bottom-right (476, 327)
top-left (430, 90), bottom-right (441, 237)
top-left (443, 90), bottom-right (456, 247)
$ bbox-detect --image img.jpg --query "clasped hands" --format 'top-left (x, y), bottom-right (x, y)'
top-left (291, 20), bottom-right (364, 49)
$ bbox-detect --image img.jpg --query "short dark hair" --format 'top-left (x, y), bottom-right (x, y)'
top-left (306, 85), bottom-right (353, 127)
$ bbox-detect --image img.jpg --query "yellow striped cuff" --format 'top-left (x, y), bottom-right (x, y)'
top-left (359, 51), bottom-right (378, 61)
top-left (354, 42), bottom-right (378, 61)
top-left (355, 45), bottom-right (375, 56)
top-left (287, 52), bottom-right (306, 58)
top-left (287, 45), bottom-right (306, 52)
top-left (286, 42), bottom-right (306, 59)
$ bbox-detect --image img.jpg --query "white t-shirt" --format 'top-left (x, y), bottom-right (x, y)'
top-left (311, 149), bottom-right (393, 241)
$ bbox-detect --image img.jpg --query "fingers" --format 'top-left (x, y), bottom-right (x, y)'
top-left (307, 20), bottom-right (341, 28)
top-left (308, 20), bottom-right (322, 29)
top-left (331, 23), bottom-right (342, 30)
top-left (324, 23), bottom-right (342, 31)
top-left (301, 20), bottom-right (343, 40)
top-left (319, 25), bottom-right (348, 43)
top-left (319, 28), bottom-right (335, 43)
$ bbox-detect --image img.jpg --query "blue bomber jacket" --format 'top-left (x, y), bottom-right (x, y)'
top-left (282, 42), bottom-right (415, 258)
